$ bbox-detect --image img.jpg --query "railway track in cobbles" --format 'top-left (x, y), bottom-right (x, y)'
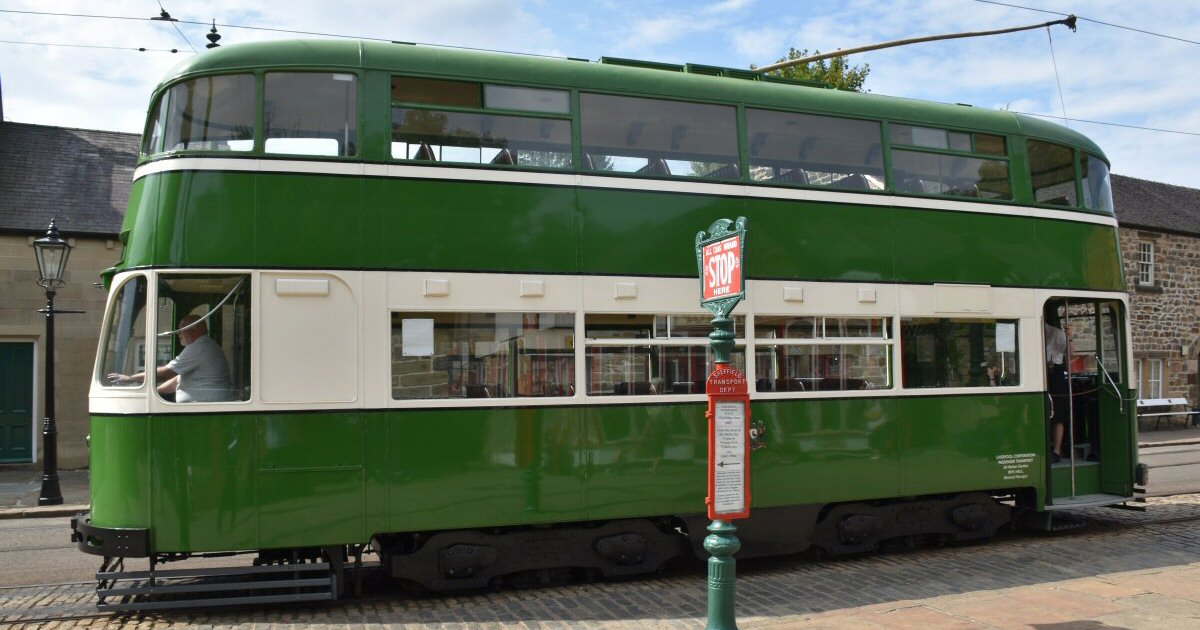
top-left (5, 495), bottom-right (1200, 629)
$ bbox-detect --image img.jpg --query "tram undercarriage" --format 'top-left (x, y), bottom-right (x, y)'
top-left (73, 490), bottom-right (1026, 609)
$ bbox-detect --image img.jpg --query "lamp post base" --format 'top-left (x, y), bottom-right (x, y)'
top-left (39, 475), bottom-right (63, 506)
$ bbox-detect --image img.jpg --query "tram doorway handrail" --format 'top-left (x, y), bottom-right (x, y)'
top-left (1095, 354), bottom-right (1128, 414)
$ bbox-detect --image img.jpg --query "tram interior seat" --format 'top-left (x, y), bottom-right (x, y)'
top-left (897, 176), bottom-right (930, 194)
top-left (704, 163), bottom-right (740, 180)
top-left (758, 378), bottom-right (809, 392)
top-left (412, 142), bottom-right (437, 161)
top-left (466, 383), bottom-right (510, 398)
top-left (774, 168), bottom-right (810, 184)
top-left (835, 173), bottom-right (870, 190)
top-left (613, 382), bottom-right (653, 395)
top-left (816, 378), bottom-right (868, 391)
top-left (636, 158), bottom-right (671, 175)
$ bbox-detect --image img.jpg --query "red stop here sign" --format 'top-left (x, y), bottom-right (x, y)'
top-left (702, 235), bottom-right (742, 302)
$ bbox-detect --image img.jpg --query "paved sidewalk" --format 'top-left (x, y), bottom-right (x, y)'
top-left (747, 561), bottom-right (1200, 629)
top-left (0, 467), bottom-right (88, 518)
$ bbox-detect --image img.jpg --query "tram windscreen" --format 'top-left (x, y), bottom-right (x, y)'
top-left (99, 276), bottom-right (148, 387)
top-left (155, 74), bottom-right (255, 153)
top-left (1081, 154), bottom-right (1114, 213)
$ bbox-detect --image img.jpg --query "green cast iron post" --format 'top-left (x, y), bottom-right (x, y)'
top-left (709, 313), bottom-right (735, 365)
top-left (704, 519), bottom-right (741, 630)
top-left (696, 216), bottom-right (748, 630)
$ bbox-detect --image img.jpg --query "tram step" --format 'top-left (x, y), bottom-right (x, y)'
top-left (96, 561), bottom-right (337, 611)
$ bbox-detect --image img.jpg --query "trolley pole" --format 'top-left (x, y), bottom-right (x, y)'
top-left (695, 217), bottom-right (750, 630)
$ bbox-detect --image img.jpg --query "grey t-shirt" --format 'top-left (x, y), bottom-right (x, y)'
top-left (166, 335), bottom-right (233, 402)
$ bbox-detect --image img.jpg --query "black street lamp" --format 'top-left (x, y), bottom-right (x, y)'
top-left (33, 219), bottom-right (73, 506)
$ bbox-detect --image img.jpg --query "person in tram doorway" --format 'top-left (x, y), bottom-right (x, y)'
top-left (1045, 317), bottom-right (1070, 463)
top-left (108, 314), bottom-right (234, 402)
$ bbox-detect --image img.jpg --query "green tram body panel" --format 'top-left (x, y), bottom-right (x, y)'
top-left (90, 393), bottom-right (1046, 553)
top-left (121, 171), bottom-right (1122, 290)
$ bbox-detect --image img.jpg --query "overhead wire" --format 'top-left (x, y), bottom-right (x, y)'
top-left (0, 7), bottom-right (565, 56)
top-left (1044, 27), bottom-right (1069, 129)
top-left (973, 0), bottom-right (1200, 46)
top-left (0, 39), bottom-right (185, 53)
top-left (156, 2), bottom-right (198, 53)
top-left (2, 5), bottom-right (1197, 137)
top-left (1009, 112), bottom-right (1200, 138)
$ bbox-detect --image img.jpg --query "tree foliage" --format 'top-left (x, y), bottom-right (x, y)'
top-left (752, 47), bottom-right (870, 92)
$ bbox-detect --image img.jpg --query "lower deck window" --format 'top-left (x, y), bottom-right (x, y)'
top-left (585, 314), bottom-right (744, 396)
top-left (391, 312), bottom-right (575, 399)
top-left (901, 318), bottom-right (1020, 388)
top-left (156, 274), bottom-right (251, 403)
top-left (754, 316), bottom-right (892, 392)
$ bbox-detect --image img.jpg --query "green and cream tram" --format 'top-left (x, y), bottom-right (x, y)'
top-left (73, 39), bottom-right (1140, 607)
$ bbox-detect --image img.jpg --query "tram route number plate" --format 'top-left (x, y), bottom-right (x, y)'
top-left (701, 234), bottom-right (743, 302)
top-left (712, 401), bottom-right (746, 515)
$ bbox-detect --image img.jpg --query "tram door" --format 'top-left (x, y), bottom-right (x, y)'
top-left (1044, 298), bottom-right (1133, 501)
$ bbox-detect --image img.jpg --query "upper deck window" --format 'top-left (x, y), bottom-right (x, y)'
top-left (580, 94), bottom-right (739, 180)
top-left (149, 74), bottom-right (255, 153)
top-left (891, 124), bottom-right (1011, 200)
top-left (392, 77), bottom-right (482, 108)
top-left (392, 77), bottom-right (572, 168)
top-left (265, 73), bottom-right (358, 157)
top-left (1027, 140), bottom-right (1077, 206)
top-left (746, 109), bottom-right (884, 190)
top-left (484, 85), bottom-right (569, 114)
top-left (1081, 154), bottom-right (1114, 213)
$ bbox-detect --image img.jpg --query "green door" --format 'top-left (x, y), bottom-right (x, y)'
top-left (0, 343), bottom-right (35, 463)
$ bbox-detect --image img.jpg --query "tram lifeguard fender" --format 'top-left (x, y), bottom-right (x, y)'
top-left (71, 513), bottom-right (150, 557)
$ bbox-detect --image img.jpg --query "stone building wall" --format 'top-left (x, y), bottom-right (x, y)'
top-left (0, 233), bottom-right (121, 468)
top-left (1118, 227), bottom-right (1200, 403)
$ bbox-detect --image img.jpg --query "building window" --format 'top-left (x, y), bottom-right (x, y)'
top-left (1138, 242), bottom-right (1155, 287)
top-left (1139, 358), bottom-right (1163, 399)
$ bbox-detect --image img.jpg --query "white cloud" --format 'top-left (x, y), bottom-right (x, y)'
top-left (1, 0), bottom-right (1197, 187)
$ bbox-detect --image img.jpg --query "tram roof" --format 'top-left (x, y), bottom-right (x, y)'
top-left (160, 39), bottom-right (1106, 160)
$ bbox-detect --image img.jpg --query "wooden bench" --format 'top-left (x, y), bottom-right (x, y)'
top-left (1136, 397), bottom-right (1199, 429)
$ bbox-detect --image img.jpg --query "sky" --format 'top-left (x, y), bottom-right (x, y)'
top-left (2, 0), bottom-right (1198, 189)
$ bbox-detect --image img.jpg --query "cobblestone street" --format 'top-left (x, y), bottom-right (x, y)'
top-left (3, 495), bottom-right (1200, 628)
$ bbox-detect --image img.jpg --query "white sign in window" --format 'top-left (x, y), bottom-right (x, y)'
top-left (402, 318), bottom-right (435, 357)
